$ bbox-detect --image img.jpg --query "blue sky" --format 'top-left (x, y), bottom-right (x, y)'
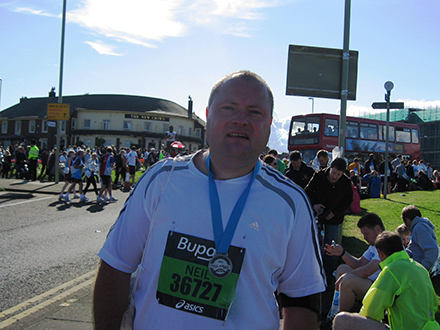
top-left (1, 0), bottom-right (439, 152)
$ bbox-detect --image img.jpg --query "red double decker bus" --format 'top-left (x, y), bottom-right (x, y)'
top-left (288, 113), bottom-right (421, 164)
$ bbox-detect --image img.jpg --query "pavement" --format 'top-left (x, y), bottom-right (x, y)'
top-left (0, 178), bottom-right (99, 330)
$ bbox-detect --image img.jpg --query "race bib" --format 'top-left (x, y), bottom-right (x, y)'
top-left (157, 231), bottom-right (245, 321)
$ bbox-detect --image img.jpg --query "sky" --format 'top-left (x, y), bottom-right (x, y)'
top-left (1, 0), bottom-right (439, 152)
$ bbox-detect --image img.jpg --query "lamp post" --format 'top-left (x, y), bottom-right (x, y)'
top-left (383, 81), bottom-right (394, 199)
top-left (308, 97), bottom-right (315, 114)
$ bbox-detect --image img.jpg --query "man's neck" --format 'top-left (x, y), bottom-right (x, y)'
top-left (195, 150), bottom-right (257, 180)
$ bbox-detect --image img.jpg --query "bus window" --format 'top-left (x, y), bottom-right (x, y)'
top-left (396, 127), bottom-right (411, 143)
top-left (412, 129), bottom-right (419, 144)
top-left (379, 125), bottom-right (395, 142)
top-left (346, 121), bottom-right (359, 138)
top-left (291, 116), bottom-right (320, 136)
top-left (360, 123), bottom-right (378, 140)
top-left (324, 118), bottom-right (338, 137)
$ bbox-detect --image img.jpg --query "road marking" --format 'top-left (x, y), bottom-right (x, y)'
top-left (0, 196), bottom-right (52, 208)
top-left (0, 270), bottom-right (96, 329)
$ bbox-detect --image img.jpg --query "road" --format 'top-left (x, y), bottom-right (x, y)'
top-left (0, 189), bottom-right (128, 312)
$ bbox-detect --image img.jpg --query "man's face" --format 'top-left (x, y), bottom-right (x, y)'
top-left (291, 159), bottom-right (302, 170)
top-left (318, 156), bottom-right (328, 166)
top-left (206, 76), bottom-right (272, 163)
top-left (401, 214), bottom-right (411, 229)
top-left (360, 225), bottom-right (381, 246)
top-left (328, 167), bottom-right (343, 183)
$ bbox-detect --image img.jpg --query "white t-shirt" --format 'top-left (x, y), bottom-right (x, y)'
top-left (99, 153), bottom-right (325, 330)
top-left (362, 245), bottom-right (381, 281)
top-left (127, 150), bottom-right (137, 166)
top-left (166, 131), bottom-right (176, 142)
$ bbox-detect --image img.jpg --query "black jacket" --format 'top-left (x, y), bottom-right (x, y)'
top-left (285, 161), bottom-right (315, 189)
top-left (305, 167), bottom-right (353, 225)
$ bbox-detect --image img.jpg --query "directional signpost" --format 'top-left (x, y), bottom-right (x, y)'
top-left (371, 102), bottom-right (404, 110)
top-left (372, 82), bottom-right (404, 199)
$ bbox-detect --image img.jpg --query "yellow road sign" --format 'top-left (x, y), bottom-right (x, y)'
top-left (47, 103), bottom-right (70, 120)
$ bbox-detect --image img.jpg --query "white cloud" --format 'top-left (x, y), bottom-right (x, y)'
top-left (268, 115), bottom-right (290, 153)
top-left (84, 40), bottom-right (124, 56)
top-left (68, 0), bottom-right (186, 47)
top-left (396, 99), bottom-right (440, 109)
top-left (9, 0), bottom-right (286, 48)
top-left (13, 7), bottom-right (59, 18)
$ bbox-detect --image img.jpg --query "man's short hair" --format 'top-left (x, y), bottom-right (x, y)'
top-left (289, 150), bottom-right (302, 161)
top-left (375, 231), bottom-right (404, 257)
top-left (317, 149), bottom-right (328, 159)
top-left (330, 158), bottom-right (347, 172)
top-left (268, 149), bottom-right (278, 157)
top-left (357, 212), bottom-right (385, 231)
top-left (208, 70), bottom-right (274, 113)
top-left (401, 205), bottom-right (422, 221)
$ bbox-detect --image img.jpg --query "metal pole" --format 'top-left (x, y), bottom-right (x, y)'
top-left (55, 0), bottom-right (67, 184)
top-left (308, 97), bottom-right (315, 114)
top-left (339, 0), bottom-right (351, 157)
top-left (384, 98), bottom-right (390, 198)
top-left (383, 81), bottom-right (394, 199)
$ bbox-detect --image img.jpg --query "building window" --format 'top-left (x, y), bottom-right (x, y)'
top-left (125, 141), bottom-right (132, 148)
top-left (42, 120), bottom-right (48, 133)
top-left (84, 139), bottom-right (91, 147)
top-left (61, 120), bottom-right (66, 133)
top-left (15, 121), bottom-right (21, 135)
top-left (124, 121), bottom-right (132, 131)
top-left (195, 128), bottom-right (201, 138)
top-left (40, 138), bottom-right (47, 150)
top-left (29, 120), bottom-right (36, 133)
top-left (188, 127), bottom-right (192, 137)
top-left (103, 120), bottom-right (111, 130)
top-left (84, 119), bottom-right (91, 129)
top-left (163, 123), bottom-right (169, 133)
top-left (178, 125), bottom-right (184, 135)
top-left (71, 118), bottom-right (76, 130)
top-left (144, 122), bottom-right (152, 132)
top-left (1, 121), bottom-right (7, 134)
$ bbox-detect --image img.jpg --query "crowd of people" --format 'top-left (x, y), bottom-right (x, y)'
top-left (1, 70), bottom-right (438, 330)
top-left (0, 142), bottom-right (189, 204)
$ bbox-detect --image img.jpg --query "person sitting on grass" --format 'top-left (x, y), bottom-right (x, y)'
top-left (324, 213), bottom-right (384, 316)
top-left (333, 231), bottom-right (439, 330)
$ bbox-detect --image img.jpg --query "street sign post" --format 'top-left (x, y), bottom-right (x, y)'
top-left (372, 82), bottom-right (404, 199)
top-left (371, 102), bottom-right (404, 109)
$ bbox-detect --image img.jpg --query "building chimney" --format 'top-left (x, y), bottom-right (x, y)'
top-left (49, 87), bottom-right (56, 98)
top-left (188, 95), bottom-right (193, 119)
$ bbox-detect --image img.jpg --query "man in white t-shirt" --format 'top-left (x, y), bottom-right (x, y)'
top-left (324, 213), bottom-right (385, 313)
top-left (126, 146), bottom-right (138, 186)
top-left (165, 125), bottom-right (177, 152)
top-left (93, 71), bottom-right (326, 330)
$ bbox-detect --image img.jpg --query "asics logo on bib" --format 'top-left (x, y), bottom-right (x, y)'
top-left (177, 236), bottom-right (215, 261)
top-left (175, 299), bottom-right (204, 313)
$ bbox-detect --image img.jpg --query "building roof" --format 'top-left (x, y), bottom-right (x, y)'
top-left (0, 93), bottom-right (195, 120)
top-left (361, 107), bottom-right (440, 123)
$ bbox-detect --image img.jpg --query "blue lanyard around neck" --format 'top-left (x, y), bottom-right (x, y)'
top-left (206, 154), bottom-right (260, 254)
